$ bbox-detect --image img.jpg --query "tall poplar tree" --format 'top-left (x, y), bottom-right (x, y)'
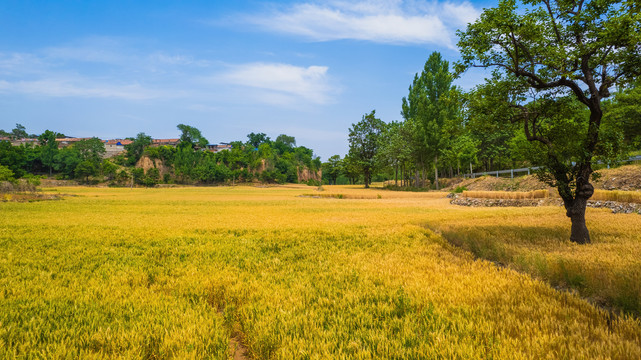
top-left (402, 51), bottom-right (459, 189)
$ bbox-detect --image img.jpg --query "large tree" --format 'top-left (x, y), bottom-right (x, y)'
top-left (402, 51), bottom-right (460, 189)
top-left (348, 110), bottom-right (385, 188)
top-left (74, 137), bottom-right (106, 164)
top-left (38, 130), bottom-right (60, 176)
top-left (247, 132), bottom-right (271, 148)
top-left (322, 155), bottom-right (343, 185)
top-left (11, 124), bottom-right (28, 139)
top-left (38, 130), bottom-right (59, 176)
top-left (457, 0), bottom-right (641, 244)
top-left (376, 121), bottom-right (412, 186)
top-left (177, 124), bottom-right (208, 149)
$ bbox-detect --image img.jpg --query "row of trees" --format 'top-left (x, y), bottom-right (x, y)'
top-left (0, 124), bottom-right (321, 186)
top-left (0, 131), bottom-right (108, 183)
top-left (331, 53), bottom-right (640, 191)
top-left (128, 130), bottom-right (321, 185)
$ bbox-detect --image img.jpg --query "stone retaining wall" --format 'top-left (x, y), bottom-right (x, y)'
top-left (451, 195), bottom-right (641, 214)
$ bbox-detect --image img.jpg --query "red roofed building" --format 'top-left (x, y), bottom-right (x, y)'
top-left (104, 139), bottom-right (133, 158)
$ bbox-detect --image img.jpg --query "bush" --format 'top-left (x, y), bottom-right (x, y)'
top-left (0, 181), bottom-right (15, 193)
top-left (23, 174), bottom-right (41, 187)
top-left (101, 159), bottom-right (118, 180)
top-left (132, 168), bottom-right (145, 185)
top-left (144, 168), bottom-right (160, 187)
top-left (115, 170), bottom-right (130, 186)
top-left (0, 165), bottom-right (15, 182)
top-left (453, 186), bottom-right (468, 194)
top-left (260, 170), bottom-right (278, 184)
top-left (306, 179), bottom-right (320, 186)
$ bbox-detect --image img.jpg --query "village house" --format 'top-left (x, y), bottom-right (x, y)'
top-left (205, 143), bottom-right (232, 153)
top-left (4, 137), bottom-right (39, 147)
top-left (3, 135), bottom-right (232, 158)
top-left (104, 139), bottom-right (133, 158)
top-left (56, 138), bottom-right (93, 148)
top-left (151, 139), bottom-right (180, 147)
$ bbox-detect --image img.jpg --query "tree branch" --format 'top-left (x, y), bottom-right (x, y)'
top-left (543, 0), bottom-right (563, 45)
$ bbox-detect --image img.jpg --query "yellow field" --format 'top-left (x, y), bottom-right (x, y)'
top-left (1, 185), bottom-right (640, 359)
top-left (592, 189), bottom-right (641, 203)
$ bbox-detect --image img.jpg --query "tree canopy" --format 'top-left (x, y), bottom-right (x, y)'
top-left (177, 124), bottom-right (209, 149)
top-left (348, 110), bottom-right (385, 188)
top-left (402, 52), bottom-right (462, 189)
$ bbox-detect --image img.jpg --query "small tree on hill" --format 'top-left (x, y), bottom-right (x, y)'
top-left (178, 124), bottom-right (208, 149)
top-left (125, 132), bottom-right (152, 165)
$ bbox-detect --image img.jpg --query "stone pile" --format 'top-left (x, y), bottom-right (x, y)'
top-left (588, 200), bottom-right (641, 214)
top-left (450, 194), bottom-right (641, 215)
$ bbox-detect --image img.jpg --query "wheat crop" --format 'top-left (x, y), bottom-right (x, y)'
top-left (0, 185), bottom-right (639, 359)
top-left (463, 190), bottom-right (550, 200)
top-left (592, 189), bottom-right (641, 203)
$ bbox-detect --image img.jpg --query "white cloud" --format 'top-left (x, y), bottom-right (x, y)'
top-left (0, 77), bottom-right (173, 100)
top-left (0, 40), bottom-right (210, 101)
top-left (441, 2), bottom-right (480, 26)
top-left (42, 37), bottom-right (133, 65)
top-left (219, 63), bottom-right (336, 105)
top-left (0, 52), bottom-right (50, 76)
top-left (1, 41), bottom-right (337, 108)
top-left (242, 0), bottom-right (480, 48)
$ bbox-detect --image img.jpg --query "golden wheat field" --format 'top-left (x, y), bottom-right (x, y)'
top-left (1, 185), bottom-right (640, 359)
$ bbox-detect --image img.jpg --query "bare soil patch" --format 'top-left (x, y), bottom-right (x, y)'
top-left (594, 164), bottom-right (641, 191)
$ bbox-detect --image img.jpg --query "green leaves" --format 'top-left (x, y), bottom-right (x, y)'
top-left (348, 110), bottom-right (385, 187)
top-left (177, 124), bottom-right (209, 149)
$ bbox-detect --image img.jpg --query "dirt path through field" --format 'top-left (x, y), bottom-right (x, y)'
top-left (230, 334), bottom-right (249, 360)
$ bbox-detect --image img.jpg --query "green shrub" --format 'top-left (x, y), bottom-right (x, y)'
top-left (306, 179), bottom-right (320, 186)
top-left (453, 186), bottom-right (468, 194)
top-left (0, 165), bottom-right (15, 182)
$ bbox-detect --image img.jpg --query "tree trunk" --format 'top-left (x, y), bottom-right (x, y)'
top-left (434, 155), bottom-right (439, 190)
top-left (564, 181), bottom-right (593, 244)
top-left (569, 208), bottom-right (590, 244)
top-left (364, 169), bottom-right (370, 188)
top-left (395, 164), bottom-right (398, 186)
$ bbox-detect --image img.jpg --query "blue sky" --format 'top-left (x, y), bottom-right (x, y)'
top-left (0, 0), bottom-right (494, 160)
